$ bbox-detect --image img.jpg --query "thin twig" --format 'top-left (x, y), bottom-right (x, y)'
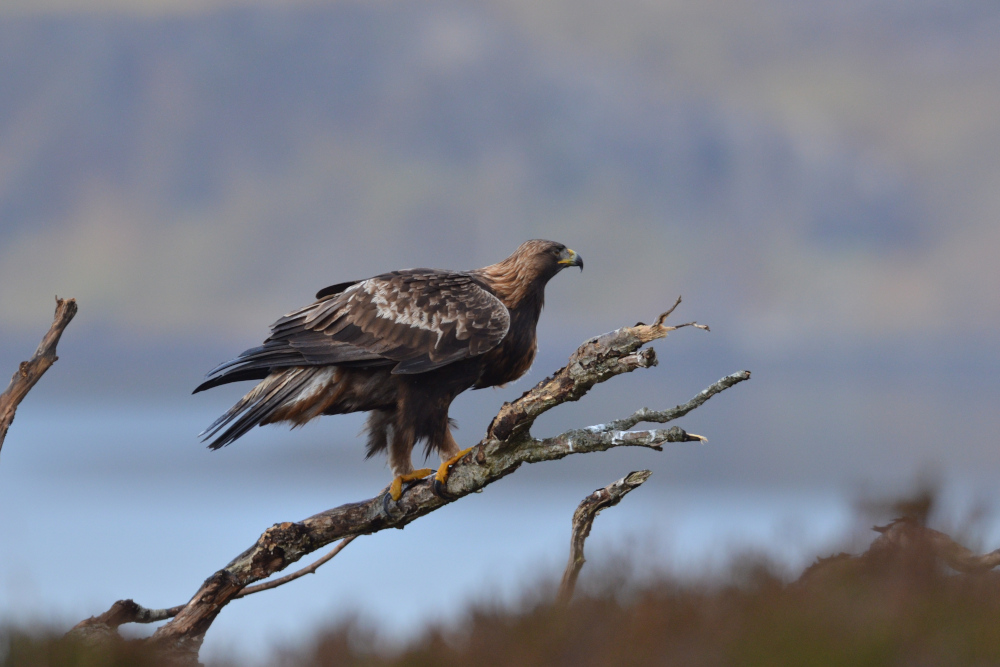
top-left (557, 470), bottom-right (652, 604)
top-left (237, 536), bottom-right (357, 597)
top-left (649, 297), bottom-right (708, 332)
top-left (606, 371), bottom-right (751, 432)
top-left (0, 296), bottom-right (77, 454)
top-left (653, 296), bottom-right (683, 326)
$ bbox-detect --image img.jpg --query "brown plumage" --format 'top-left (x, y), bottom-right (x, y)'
top-left (195, 240), bottom-right (583, 485)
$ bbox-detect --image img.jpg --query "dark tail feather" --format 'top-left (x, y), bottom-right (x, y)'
top-left (200, 368), bottom-right (317, 449)
top-left (193, 369), bottom-right (271, 394)
top-left (193, 337), bottom-right (385, 394)
top-left (193, 341), bottom-right (306, 394)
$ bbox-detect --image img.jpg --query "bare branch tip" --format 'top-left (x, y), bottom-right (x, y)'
top-left (654, 296), bottom-right (683, 327)
top-left (625, 470), bottom-right (653, 486)
top-left (687, 433), bottom-right (708, 444)
top-left (661, 321), bottom-right (708, 333)
top-left (53, 296), bottom-right (78, 319)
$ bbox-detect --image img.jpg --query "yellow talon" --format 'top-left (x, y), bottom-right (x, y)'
top-left (435, 447), bottom-right (474, 486)
top-left (389, 468), bottom-right (434, 501)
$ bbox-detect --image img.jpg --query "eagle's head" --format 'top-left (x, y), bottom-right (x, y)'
top-left (510, 239), bottom-right (584, 281)
top-left (478, 239), bottom-right (583, 307)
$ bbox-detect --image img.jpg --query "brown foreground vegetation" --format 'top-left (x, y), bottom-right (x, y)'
top-left (7, 514), bottom-right (1000, 667)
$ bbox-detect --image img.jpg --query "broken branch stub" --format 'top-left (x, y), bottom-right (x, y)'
top-left (558, 470), bottom-right (653, 604)
top-left (0, 296), bottom-right (77, 455)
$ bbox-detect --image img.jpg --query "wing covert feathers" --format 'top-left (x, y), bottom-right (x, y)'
top-left (270, 270), bottom-right (510, 374)
top-left (195, 269), bottom-right (509, 392)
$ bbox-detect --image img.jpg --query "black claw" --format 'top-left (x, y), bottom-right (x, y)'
top-left (432, 478), bottom-right (458, 501)
top-left (381, 491), bottom-right (396, 515)
top-left (383, 478), bottom-right (427, 514)
top-left (403, 478), bottom-right (427, 499)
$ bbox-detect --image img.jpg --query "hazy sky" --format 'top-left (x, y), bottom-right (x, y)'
top-left (1, 0), bottom-right (999, 349)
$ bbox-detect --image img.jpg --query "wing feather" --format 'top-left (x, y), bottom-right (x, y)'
top-left (288, 270), bottom-right (510, 373)
top-left (196, 269), bottom-right (510, 390)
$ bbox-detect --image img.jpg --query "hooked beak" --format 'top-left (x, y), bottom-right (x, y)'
top-left (558, 248), bottom-right (584, 271)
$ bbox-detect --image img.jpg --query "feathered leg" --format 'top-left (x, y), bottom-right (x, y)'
top-left (387, 420), bottom-right (432, 502)
top-left (432, 426), bottom-right (473, 499)
top-left (364, 409), bottom-right (394, 459)
top-left (436, 424), bottom-right (461, 460)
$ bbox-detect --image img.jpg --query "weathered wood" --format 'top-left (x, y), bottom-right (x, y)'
top-left (146, 306), bottom-right (747, 656)
top-left (67, 537), bottom-right (357, 654)
top-left (558, 470), bottom-right (652, 604)
top-left (236, 535), bottom-right (357, 597)
top-left (53, 302), bottom-right (743, 661)
top-left (70, 599), bottom-right (185, 645)
top-left (487, 298), bottom-right (708, 442)
top-left (0, 296), bottom-right (77, 455)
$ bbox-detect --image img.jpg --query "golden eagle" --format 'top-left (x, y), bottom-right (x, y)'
top-left (195, 240), bottom-right (583, 499)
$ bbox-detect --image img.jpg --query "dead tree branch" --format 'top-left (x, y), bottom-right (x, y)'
top-left (558, 470), bottom-right (652, 604)
top-left (235, 535), bottom-right (357, 597)
top-left (606, 372), bottom-right (751, 433)
top-left (485, 304), bottom-right (718, 443)
top-left (70, 536), bottom-right (358, 640)
top-left (0, 296), bottom-right (77, 455)
top-left (72, 305), bottom-right (748, 662)
top-left (70, 600), bottom-right (186, 646)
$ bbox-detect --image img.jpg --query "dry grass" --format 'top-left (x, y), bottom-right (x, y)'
top-left (280, 537), bottom-right (1000, 667)
top-left (7, 518), bottom-right (1000, 667)
top-left (1, 632), bottom-right (169, 667)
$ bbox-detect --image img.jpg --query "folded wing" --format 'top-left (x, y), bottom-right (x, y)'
top-left (194, 270), bottom-right (510, 393)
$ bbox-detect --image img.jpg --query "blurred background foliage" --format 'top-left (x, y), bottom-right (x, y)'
top-left (9, 511), bottom-right (1000, 666)
top-left (2, 0), bottom-right (999, 344)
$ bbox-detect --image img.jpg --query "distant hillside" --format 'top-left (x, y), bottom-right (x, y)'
top-left (0, 0), bottom-right (997, 342)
